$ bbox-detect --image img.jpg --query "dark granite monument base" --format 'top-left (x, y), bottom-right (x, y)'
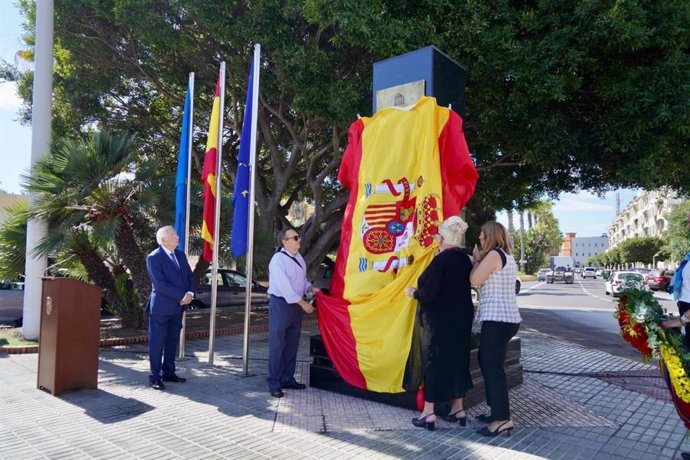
top-left (309, 333), bottom-right (523, 413)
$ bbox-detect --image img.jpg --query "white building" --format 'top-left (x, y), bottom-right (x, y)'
top-left (608, 188), bottom-right (682, 248)
top-left (571, 235), bottom-right (609, 267)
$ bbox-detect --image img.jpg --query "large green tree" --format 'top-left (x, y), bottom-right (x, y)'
top-left (4, 0), bottom-right (690, 275)
top-left (618, 236), bottom-right (665, 265)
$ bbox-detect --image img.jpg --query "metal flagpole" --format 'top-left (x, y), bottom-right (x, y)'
top-left (179, 72), bottom-right (194, 359)
top-left (208, 62), bottom-right (226, 366)
top-left (242, 44), bottom-right (261, 375)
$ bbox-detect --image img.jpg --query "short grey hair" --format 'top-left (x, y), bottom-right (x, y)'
top-left (277, 228), bottom-right (296, 247)
top-left (156, 225), bottom-right (176, 245)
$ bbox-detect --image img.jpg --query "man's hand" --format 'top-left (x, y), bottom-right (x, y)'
top-left (298, 299), bottom-right (315, 314)
top-left (405, 286), bottom-right (416, 298)
top-left (310, 287), bottom-right (321, 294)
top-left (180, 292), bottom-right (193, 305)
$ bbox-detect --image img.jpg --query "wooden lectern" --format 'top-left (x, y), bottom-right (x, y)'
top-left (37, 277), bottom-right (102, 396)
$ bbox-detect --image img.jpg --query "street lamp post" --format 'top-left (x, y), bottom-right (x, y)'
top-left (653, 252), bottom-right (661, 269)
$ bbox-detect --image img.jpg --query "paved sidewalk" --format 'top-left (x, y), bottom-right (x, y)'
top-left (1, 323), bottom-right (689, 459)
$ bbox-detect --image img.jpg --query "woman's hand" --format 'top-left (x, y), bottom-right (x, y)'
top-left (472, 244), bottom-right (481, 262)
top-left (405, 286), bottom-right (416, 298)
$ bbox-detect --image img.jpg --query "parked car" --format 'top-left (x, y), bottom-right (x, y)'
top-left (191, 269), bottom-right (269, 309)
top-left (0, 279), bottom-right (24, 290)
top-left (645, 269), bottom-right (674, 291)
top-left (581, 267), bottom-right (597, 279)
top-left (604, 271), bottom-right (646, 297)
top-left (537, 268), bottom-right (550, 282)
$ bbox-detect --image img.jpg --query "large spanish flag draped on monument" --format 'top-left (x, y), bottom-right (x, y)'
top-left (316, 96), bottom-right (478, 393)
top-left (201, 75), bottom-right (222, 263)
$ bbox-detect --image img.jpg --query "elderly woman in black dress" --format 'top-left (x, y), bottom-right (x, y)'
top-left (405, 216), bottom-right (474, 431)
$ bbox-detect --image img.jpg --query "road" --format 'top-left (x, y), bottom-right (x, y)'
top-left (517, 276), bottom-right (677, 361)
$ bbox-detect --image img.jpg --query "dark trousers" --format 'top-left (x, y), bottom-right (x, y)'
top-left (148, 313), bottom-right (183, 383)
top-left (679, 301), bottom-right (690, 348)
top-left (267, 296), bottom-right (303, 391)
top-left (479, 321), bottom-right (520, 420)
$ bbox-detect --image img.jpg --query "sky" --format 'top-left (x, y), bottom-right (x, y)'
top-left (0, 2), bottom-right (637, 237)
top-left (496, 189), bottom-right (638, 238)
top-left (0, 2), bottom-right (32, 196)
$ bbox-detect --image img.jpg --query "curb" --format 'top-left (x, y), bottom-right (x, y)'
top-left (0, 317), bottom-right (318, 355)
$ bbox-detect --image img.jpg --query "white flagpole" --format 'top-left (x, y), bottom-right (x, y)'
top-left (179, 71), bottom-right (194, 359)
top-left (208, 62), bottom-right (226, 366)
top-left (242, 44), bottom-right (261, 375)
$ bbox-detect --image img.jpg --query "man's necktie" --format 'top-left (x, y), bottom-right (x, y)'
top-left (169, 252), bottom-right (180, 269)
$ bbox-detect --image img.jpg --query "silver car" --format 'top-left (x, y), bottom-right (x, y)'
top-left (191, 269), bottom-right (269, 309)
top-left (537, 268), bottom-right (550, 281)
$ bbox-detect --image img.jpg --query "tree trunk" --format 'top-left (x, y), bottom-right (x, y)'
top-left (114, 221), bottom-right (151, 304)
top-left (76, 247), bottom-right (121, 312)
top-left (507, 208), bottom-right (515, 239)
top-left (519, 210), bottom-right (526, 272)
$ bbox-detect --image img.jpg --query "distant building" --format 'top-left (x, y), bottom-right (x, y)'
top-left (560, 232), bottom-right (576, 257)
top-left (559, 232), bottom-right (609, 267)
top-left (571, 235), bottom-right (609, 267)
top-left (0, 193), bottom-right (27, 222)
top-left (608, 188), bottom-right (682, 248)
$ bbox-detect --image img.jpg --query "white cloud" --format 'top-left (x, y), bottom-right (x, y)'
top-left (0, 82), bottom-right (23, 110)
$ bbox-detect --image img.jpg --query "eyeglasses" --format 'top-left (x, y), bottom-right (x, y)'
top-left (284, 235), bottom-right (301, 242)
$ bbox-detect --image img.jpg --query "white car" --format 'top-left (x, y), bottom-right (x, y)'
top-left (582, 267), bottom-right (597, 279)
top-left (604, 271), bottom-right (646, 297)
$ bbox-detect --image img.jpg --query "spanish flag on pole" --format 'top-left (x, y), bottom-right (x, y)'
top-left (316, 97), bottom-right (478, 393)
top-left (201, 75), bottom-right (222, 263)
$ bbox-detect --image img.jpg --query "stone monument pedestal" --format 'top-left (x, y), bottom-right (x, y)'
top-left (309, 333), bottom-right (523, 413)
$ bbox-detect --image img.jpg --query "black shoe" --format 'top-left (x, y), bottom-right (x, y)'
top-left (477, 420), bottom-right (513, 437)
top-left (270, 389), bottom-right (284, 398)
top-left (149, 380), bottom-right (165, 390)
top-left (441, 409), bottom-right (467, 426)
top-left (282, 382), bottom-right (306, 390)
top-left (162, 375), bottom-right (187, 383)
top-left (681, 453), bottom-right (690, 460)
top-left (412, 413), bottom-right (436, 431)
top-left (476, 413), bottom-right (493, 423)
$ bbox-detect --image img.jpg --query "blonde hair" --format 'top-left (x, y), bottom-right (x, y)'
top-left (480, 221), bottom-right (512, 257)
top-left (438, 216), bottom-right (468, 247)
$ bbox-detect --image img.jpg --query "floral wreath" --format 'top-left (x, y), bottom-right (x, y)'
top-left (615, 288), bottom-right (690, 428)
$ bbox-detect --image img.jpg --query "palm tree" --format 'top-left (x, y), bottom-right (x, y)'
top-left (24, 130), bottom-right (159, 327)
top-left (0, 202), bottom-right (28, 280)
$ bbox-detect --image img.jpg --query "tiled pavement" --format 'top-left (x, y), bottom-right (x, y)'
top-left (1, 324), bottom-right (689, 459)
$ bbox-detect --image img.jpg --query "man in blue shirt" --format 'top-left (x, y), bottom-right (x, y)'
top-left (146, 226), bottom-right (195, 390)
top-left (266, 228), bottom-right (318, 397)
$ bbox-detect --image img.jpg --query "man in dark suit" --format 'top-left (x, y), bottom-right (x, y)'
top-left (146, 225), bottom-right (195, 390)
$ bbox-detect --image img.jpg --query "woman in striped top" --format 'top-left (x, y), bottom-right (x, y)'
top-left (470, 221), bottom-right (522, 437)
